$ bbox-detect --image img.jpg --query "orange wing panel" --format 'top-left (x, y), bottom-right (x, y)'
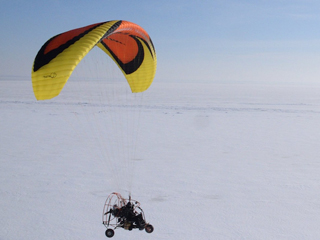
top-left (102, 33), bottom-right (138, 64)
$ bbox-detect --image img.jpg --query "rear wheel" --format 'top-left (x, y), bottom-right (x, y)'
top-left (105, 229), bottom-right (115, 238)
top-left (145, 224), bottom-right (154, 233)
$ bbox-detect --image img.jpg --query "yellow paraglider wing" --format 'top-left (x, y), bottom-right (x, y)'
top-left (31, 20), bottom-right (157, 100)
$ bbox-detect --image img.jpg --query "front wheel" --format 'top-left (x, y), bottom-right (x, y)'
top-left (145, 224), bottom-right (154, 233)
top-left (105, 229), bottom-right (114, 238)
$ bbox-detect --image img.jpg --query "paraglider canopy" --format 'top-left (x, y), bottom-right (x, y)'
top-left (31, 20), bottom-right (156, 100)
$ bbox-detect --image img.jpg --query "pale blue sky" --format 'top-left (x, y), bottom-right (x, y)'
top-left (1, 0), bottom-right (320, 84)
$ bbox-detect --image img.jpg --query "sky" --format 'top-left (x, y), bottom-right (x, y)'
top-left (1, 0), bottom-right (320, 85)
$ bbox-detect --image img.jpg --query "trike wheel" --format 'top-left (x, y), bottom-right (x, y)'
top-left (145, 224), bottom-right (154, 233)
top-left (105, 229), bottom-right (115, 238)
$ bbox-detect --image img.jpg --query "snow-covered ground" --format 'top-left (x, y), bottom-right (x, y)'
top-left (1, 79), bottom-right (320, 239)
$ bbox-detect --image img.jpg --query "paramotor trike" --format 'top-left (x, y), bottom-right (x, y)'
top-left (102, 192), bottom-right (154, 238)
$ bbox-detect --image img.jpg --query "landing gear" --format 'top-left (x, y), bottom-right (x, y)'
top-left (145, 224), bottom-right (154, 233)
top-left (105, 229), bottom-right (114, 238)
